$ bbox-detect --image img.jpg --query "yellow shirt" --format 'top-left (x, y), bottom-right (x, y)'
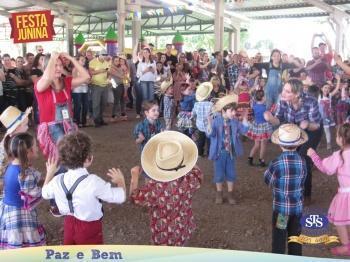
top-left (89, 58), bottom-right (110, 86)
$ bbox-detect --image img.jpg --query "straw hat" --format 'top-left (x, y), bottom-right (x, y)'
top-left (302, 77), bottom-right (314, 86)
top-left (141, 131), bottom-right (198, 182)
top-left (160, 78), bottom-right (173, 94)
top-left (213, 94), bottom-right (238, 112)
top-left (196, 82), bottom-right (213, 102)
top-left (271, 123), bottom-right (308, 147)
top-left (118, 53), bottom-right (127, 60)
top-left (0, 106), bottom-right (32, 135)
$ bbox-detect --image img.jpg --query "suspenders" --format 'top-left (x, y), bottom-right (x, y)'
top-left (60, 174), bottom-right (88, 214)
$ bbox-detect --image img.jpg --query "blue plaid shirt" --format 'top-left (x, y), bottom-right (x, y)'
top-left (227, 64), bottom-right (239, 88)
top-left (133, 118), bottom-right (164, 151)
top-left (274, 92), bottom-right (321, 125)
top-left (192, 101), bottom-right (213, 132)
top-left (264, 151), bottom-right (307, 215)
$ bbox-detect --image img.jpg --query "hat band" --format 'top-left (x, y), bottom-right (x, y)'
top-left (156, 158), bottom-right (186, 172)
top-left (6, 112), bottom-right (24, 130)
top-left (278, 132), bottom-right (301, 145)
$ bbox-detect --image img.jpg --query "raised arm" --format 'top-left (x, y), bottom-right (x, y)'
top-left (60, 53), bottom-right (90, 88)
top-left (311, 34), bottom-right (316, 52)
top-left (330, 74), bottom-right (341, 97)
top-left (36, 52), bottom-right (59, 93)
top-left (334, 52), bottom-right (350, 75)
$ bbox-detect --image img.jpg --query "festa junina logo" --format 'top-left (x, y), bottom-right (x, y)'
top-left (288, 209), bottom-right (339, 245)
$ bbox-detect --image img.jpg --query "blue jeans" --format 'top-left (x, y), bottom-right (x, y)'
top-left (48, 123), bottom-right (65, 144)
top-left (135, 81), bottom-right (143, 115)
top-left (72, 92), bottom-right (88, 125)
top-left (213, 150), bottom-right (236, 183)
top-left (140, 81), bottom-right (154, 102)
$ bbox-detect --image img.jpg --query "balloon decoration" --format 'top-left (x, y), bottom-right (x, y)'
top-left (105, 27), bottom-right (118, 56)
top-left (74, 33), bottom-right (85, 55)
top-left (172, 31), bottom-right (184, 54)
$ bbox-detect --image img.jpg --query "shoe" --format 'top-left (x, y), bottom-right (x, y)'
top-left (49, 206), bottom-right (63, 217)
top-left (228, 191), bottom-right (236, 205)
top-left (259, 159), bottom-right (266, 167)
top-left (248, 157), bottom-right (254, 166)
top-left (101, 120), bottom-right (108, 126)
top-left (136, 114), bottom-right (141, 119)
top-left (215, 191), bottom-right (223, 204)
top-left (330, 245), bottom-right (350, 256)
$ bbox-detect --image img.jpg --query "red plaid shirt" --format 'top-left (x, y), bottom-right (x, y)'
top-left (131, 167), bottom-right (202, 246)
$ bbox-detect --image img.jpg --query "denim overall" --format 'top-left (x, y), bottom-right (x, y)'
top-left (265, 65), bottom-right (282, 110)
top-left (48, 89), bottom-right (76, 144)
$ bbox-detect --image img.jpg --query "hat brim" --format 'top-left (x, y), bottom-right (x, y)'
top-left (141, 131), bottom-right (198, 182)
top-left (196, 83), bottom-right (213, 102)
top-left (213, 94), bottom-right (238, 112)
top-left (271, 128), bottom-right (308, 147)
top-left (6, 107), bottom-right (32, 135)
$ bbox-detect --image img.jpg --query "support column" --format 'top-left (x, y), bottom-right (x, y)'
top-left (132, 16), bottom-right (141, 49)
top-left (155, 36), bottom-right (159, 50)
top-left (22, 43), bottom-right (27, 56)
top-left (64, 12), bottom-right (74, 55)
top-left (228, 31), bottom-right (233, 52)
top-left (117, 0), bottom-right (126, 52)
top-left (233, 25), bottom-right (240, 53)
top-left (214, 0), bottom-right (224, 52)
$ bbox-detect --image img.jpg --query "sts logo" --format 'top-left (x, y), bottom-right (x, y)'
top-left (300, 214), bottom-right (329, 229)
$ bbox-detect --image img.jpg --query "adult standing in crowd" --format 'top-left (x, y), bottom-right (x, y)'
top-left (305, 46), bottom-right (330, 88)
top-left (136, 48), bottom-right (156, 104)
top-left (265, 79), bottom-right (322, 205)
top-left (165, 44), bottom-right (178, 74)
top-left (35, 45), bottom-right (44, 55)
top-left (35, 52), bottom-right (90, 160)
top-left (89, 49), bottom-right (110, 127)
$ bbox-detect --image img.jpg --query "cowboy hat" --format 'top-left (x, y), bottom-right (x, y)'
top-left (118, 53), bottom-right (127, 60)
top-left (213, 94), bottom-right (238, 112)
top-left (196, 82), bottom-right (213, 102)
top-left (0, 106), bottom-right (32, 135)
top-left (271, 123), bottom-right (308, 147)
top-left (302, 77), bottom-right (314, 86)
top-left (141, 131), bottom-right (198, 182)
top-left (160, 78), bottom-right (173, 94)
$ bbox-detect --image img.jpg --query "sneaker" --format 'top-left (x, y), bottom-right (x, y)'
top-left (101, 120), bottom-right (108, 126)
top-left (248, 157), bottom-right (254, 166)
top-left (259, 159), bottom-right (266, 167)
top-left (49, 206), bottom-right (63, 217)
top-left (215, 191), bottom-right (223, 204)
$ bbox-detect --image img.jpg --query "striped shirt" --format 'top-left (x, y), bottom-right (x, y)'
top-left (264, 151), bottom-right (307, 215)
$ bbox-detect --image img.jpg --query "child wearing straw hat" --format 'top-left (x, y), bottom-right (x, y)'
top-left (130, 131), bottom-right (202, 246)
top-left (160, 78), bottom-right (175, 130)
top-left (207, 94), bottom-right (249, 205)
top-left (264, 123), bottom-right (308, 255)
top-left (0, 106), bottom-right (32, 199)
top-left (192, 82), bottom-right (213, 157)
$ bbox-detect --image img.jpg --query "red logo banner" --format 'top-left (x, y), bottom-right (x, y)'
top-left (9, 10), bottom-right (55, 43)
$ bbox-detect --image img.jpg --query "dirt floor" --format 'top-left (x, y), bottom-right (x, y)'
top-left (26, 105), bottom-right (344, 259)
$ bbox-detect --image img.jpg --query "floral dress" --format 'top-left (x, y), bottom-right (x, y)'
top-left (131, 167), bottom-right (202, 246)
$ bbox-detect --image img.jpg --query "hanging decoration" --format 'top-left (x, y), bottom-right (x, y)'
top-left (74, 33), bottom-right (85, 55)
top-left (105, 27), bottom-right (118, 56)
top-left (172, 31), bottom-right (184, 54)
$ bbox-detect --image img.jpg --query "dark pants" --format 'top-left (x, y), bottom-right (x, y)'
top-left (134, 81), bottom-right (143, 115)
top-left (17, 89), bottom-right (27, 112)
top-left (72, 93), bottom-right (88, 126)
top-left (272, 212), bottom-right (302, 255)
top-left (126, 82), bottom-right (134, 109)
top-left (197, 130), bottom-right (210, 156)
top-left (297, 127), bottom-right (323, 197)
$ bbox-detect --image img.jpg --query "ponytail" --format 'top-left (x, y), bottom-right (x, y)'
top-left (17, 140), bottom-right (29, 179)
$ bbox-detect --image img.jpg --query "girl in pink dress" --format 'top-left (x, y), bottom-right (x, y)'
top-left (307, 123), bottom-right (350, 256)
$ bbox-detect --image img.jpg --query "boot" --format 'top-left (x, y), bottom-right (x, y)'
top-left (248, 157), bottom-right (254, 166)
top-left (228, 191), bottom-right (236, 205)
top-left (215, 191), bottom-right (223, 204)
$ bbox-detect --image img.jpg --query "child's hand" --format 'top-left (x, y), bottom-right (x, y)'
top-left (107, 168), bottom-right (125, 185)
top-left (264, 111), bottom-right (272, 122)
top-left (307, 148), bottom-right (316, 157)
top-left (46, 157), bottom-right (58, 177)
top-left (335, 74), bottom-right (341, 81)
top-left (139, 132), bottom-right (145, 141)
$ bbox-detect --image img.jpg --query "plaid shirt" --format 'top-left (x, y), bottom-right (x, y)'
top-left (264, 151), bottom-right (307, 215)
top-left (192, 101), bottom-right (213, 132)
top-left (133, 118), bottom-right (164, 151)
top-left (274, 92), bottom-right (321, 125)
top-left (227, 64), bottom-right (239, 88)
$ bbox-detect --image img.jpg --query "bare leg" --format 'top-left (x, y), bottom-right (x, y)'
top-left (331, 225), bottom-right (350, 254)
top-left (227, 182), bottom-right (234, 192)
top-left (249, 140), bottom-right (260, 158)
top-left (260, 140), bottom-right (267, 160)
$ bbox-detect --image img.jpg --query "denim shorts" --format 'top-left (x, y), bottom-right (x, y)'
top-left (48, 123), bottom-right (65, 144)
top-left (213, 150), bottom-right (236, 183)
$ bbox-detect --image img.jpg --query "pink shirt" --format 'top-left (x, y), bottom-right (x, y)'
top-left (310, 149), bottom-right (350, 188)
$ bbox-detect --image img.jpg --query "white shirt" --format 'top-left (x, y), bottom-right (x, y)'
top-left (137, 61), bottom-right (156, 82)
top-left (72, 83), bottom-right (88, 93)
top-left (42, 168), bottom-right (125, 221)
